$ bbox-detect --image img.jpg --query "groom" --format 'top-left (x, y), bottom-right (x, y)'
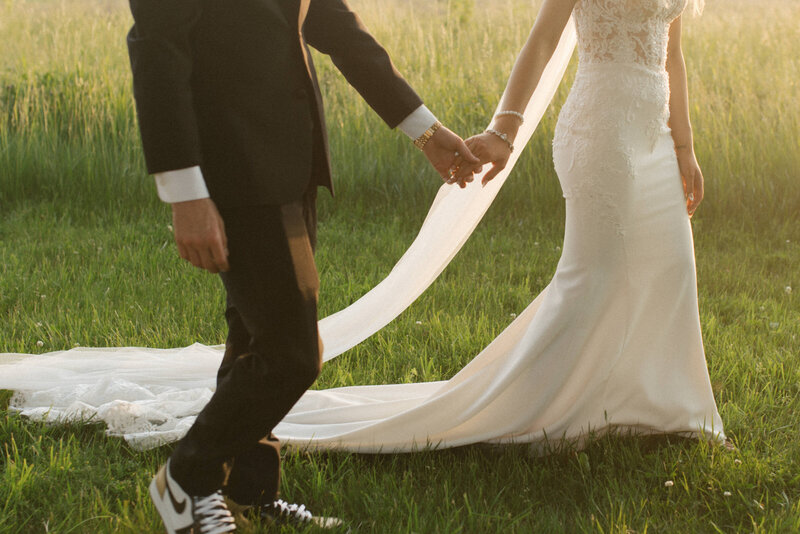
top-left (127, 0), bottom-right (478, 531)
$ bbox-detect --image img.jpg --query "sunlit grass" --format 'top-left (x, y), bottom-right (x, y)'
top-left (1, 0), bottom-right (798, 532)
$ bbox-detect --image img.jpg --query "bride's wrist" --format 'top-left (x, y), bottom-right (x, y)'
top-left (489, 116), bottom-right (520, 143)
top-left (484, 128), bottom-right (515, 153)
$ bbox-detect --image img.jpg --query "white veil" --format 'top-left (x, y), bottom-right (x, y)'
top-left (320, 18), bottom-right (577, 360)
top-left (0, 20), bottom-right (577, 449)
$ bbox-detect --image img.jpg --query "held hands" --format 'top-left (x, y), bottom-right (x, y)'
top-left (675, 146), bottom-right (704, 217)
top-left (171, 198), bottom-right (230, 273)
top-left (422, 125), bottom-right (482, 189)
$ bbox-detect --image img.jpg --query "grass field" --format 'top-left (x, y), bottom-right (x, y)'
top-left (1, 0), bottom-right (799, 532)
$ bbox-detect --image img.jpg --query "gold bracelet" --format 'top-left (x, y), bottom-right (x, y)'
top-left (413, 121), bottom-right (442, 150)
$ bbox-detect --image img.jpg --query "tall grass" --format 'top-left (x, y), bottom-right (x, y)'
top-left (1, 0), bottom-right (799, 532)
top-left (0, 0), bottom-right (144, 209)
top-left (2, 0), bottom-right (798, 221)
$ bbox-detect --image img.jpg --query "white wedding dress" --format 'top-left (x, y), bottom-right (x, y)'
top-left (0, 0), bottom-right (724, 451)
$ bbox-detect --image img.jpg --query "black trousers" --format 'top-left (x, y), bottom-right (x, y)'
top-left (170, 188), bottom-right (321, 502)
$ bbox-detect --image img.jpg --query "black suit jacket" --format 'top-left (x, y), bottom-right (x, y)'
top-left (127, 0), bottom-right (423, 207)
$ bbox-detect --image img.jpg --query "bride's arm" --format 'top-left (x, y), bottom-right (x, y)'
top-left (666, 15), bottom-right (704, 216)
top-left (464, 0), bottom-right (577, 184)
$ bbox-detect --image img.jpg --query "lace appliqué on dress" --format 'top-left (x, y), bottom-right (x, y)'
top-left (552, 0), bottom-right (683, 201)
top-left (574, 0), bottom-right (686, 70)
top-left (555, 134), bottom-right (632, 237)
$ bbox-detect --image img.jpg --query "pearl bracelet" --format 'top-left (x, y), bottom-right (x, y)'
top-left (494, 110), bottom-right (525, 124)
top-left (485, 128), bottom-right (514, 153)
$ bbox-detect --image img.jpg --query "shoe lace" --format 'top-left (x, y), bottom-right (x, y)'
top-left (193, 491), bottom-right (236, 534)
top-left (271, 498), bottom-right (313, 523)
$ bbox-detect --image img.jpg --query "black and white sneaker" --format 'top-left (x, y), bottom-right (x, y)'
top-left (259, 498), bottom-right (343, 529)
top-left (149, 459), bottom-right (236, 534)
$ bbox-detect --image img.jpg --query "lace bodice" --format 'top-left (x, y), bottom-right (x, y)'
top-left (553, 0), bottom-right (689, 222)
top-left (574, 0), bottom-right (686, 70)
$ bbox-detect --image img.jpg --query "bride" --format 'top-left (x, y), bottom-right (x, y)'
top-left (273, 0), bottom-right (725, 452)
top-left (1, 0), bottom-right (724, 455)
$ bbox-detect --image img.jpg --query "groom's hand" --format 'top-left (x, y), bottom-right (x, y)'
top-left (422, 126), bottom-right (482, 189)
top-left (171, 198), bottom-right (230, 273)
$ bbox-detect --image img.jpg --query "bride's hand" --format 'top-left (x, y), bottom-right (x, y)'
top-left (676, 146), bottom-right (704, 217)
top-left (465, 132), bottom-right (513, 186)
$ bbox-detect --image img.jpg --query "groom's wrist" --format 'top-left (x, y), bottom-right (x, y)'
top-left (397, 105), bottom-right (438, 140)
top-left (154, 166), bottom-right (210, 203)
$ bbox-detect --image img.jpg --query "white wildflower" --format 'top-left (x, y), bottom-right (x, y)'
top-left (35, 322), bottom-right (42, 327)
top-left (664, 480), bottom-right (674, 487)
top-left (415, 321), bottom-right (423, 325)
top-left (36, 340), bottom-right (44, 347)
top-left (785, 286), bottom-right (792, 294)
top-left (769, 322), bottom-right (779, 329)
top-left (510, 313), bottom-right (517, 318)
top-left (723, 491), bottom-right (732, 497)
top-left (734, 459), bottom-right (742, 465)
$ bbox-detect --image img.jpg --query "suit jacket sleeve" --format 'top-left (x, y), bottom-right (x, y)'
top-left (303, 0), bottom-right (424, 129)
top-left (127, 0), bottom-right (203, 175)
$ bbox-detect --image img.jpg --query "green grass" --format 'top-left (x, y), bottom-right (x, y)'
top-left (1, 0), bottom-right (799, 532)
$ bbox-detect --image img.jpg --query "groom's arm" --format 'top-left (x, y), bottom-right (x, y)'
top-left (127, 0), bottom-right (204, 180)
top-left (303, 0), bottom-right (479, 184)
top-left (303, 0), bottom-right (423, 130)
top-left (127, 0), bottom-right (209, 203)
top-left (127, 0), bottom-right (228, 273)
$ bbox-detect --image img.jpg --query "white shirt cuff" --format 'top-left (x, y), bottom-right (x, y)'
top-left (397, 105), bottom-right (438, 140)
top-left (154, 166), bottom-right (210, 203)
